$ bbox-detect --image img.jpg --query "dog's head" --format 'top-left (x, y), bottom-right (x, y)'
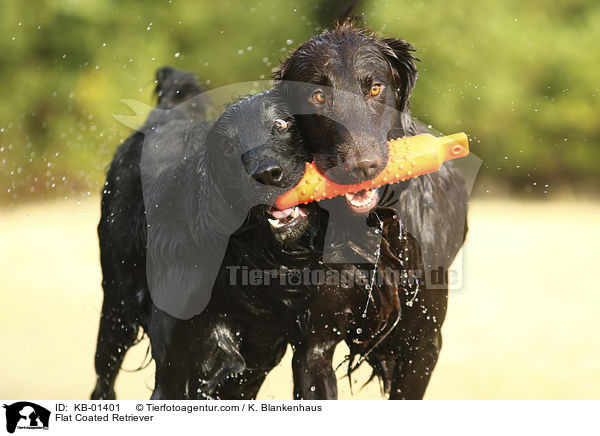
top-left (275, 22), bottom-right (417, 214)
top-left (206, 91), bottom-right (319, 245)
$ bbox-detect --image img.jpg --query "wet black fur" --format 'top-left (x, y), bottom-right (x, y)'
top-left (91, 67), bottom-right (322, 399)
top-left (274, 21), bottom-right (418, 184)
top-left (93, 22), bottom-right (469, 401)
top-left (279, 23), bottom-right (469, 400)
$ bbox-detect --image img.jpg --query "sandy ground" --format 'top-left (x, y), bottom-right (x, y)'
top-left (0, 197), bottom-right (599, 400)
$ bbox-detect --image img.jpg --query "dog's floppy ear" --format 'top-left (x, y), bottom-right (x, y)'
top-left (381, 38), bottom-right (418, 114)
top-left (141, 121), bottom-right (233, 320)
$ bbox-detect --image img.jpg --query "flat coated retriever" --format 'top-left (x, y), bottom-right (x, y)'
top-left (93, 21), bottom-right (468, 400)
top-left (274, 22), bottom-right (469, 399)
top-left (92, 67), bottom-right (324, 399)
top-left (275, 21), bottom-right (417, 188)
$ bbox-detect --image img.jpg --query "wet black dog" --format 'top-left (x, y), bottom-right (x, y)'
top-left (94, 21), bottom-right (469, 400)
top-left (92, 66), bottom-right (207, 399)
top-left (91, 67), bottom-right (323, 399)
top-left (275, 21), bottom-right (416, 189)
top-left (273, 22), bottom-right (469, 400)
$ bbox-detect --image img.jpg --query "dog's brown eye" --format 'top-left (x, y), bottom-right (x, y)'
top-left (312, 90), bottom-right (326, 104)
top-left (274, 119), bottom-right (288, 130)
top-left (370, 84), bottom-right (382, 97)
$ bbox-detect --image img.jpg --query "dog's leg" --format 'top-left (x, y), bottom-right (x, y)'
top-left (388, 290), bottom-right (447, 400)
top-left (151, 362), bottom-right (189, 400)
top-left (292, 335), bottom-right (339, 400)
top-left (211, 338), bottom-right (287, 400)
top-left (187, 322), bottom-right (246, 399)
top-left (91, 294), bottom-right (139, 400)
top-left (148, 306), bottom-right (190, 399)
top-left (388, 331), bottom-right (442, 400)
top-left (213, 370), bottom-right (269, 400)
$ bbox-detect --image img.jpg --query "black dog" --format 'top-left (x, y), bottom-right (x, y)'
top-left (146, 87), bottom-right (328, 399)
top-left (94, 20), bottom-right (469, 400)
top-left (92, 67), bottom-right (323, 399)
top-left (275, 21), bottom-right (416, 189)
top-left (92, 66), bottom-right (207, 399)
top-left (273, 22), bottom-right (469, 400)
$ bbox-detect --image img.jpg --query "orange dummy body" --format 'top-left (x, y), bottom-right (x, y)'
top-left (275, 132), bottom-right (469, 209)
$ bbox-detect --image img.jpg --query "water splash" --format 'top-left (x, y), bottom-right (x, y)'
top-left (362, 211), bottom-right (383, 318)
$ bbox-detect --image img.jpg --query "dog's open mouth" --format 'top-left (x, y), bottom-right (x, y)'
top-left (267, 204), bottom-right (310, 243)
top-left (267, 205), bottom-right (308, 230)
top-left (345, 188), bottom-right (379, 214)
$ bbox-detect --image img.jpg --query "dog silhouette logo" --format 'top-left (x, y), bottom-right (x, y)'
top-left (2, 402), bottom-right (50, 433)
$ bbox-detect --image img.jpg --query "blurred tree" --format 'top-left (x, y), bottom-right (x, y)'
top-left (365, 0), bottom-right (600, 195)
top-left (0, 0), bottom-right (597, 203)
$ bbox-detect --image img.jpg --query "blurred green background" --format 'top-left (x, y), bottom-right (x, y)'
top-left (1, 0), bottom-right (598, 204)
top-left (1, 0), bottom-right (599, 401)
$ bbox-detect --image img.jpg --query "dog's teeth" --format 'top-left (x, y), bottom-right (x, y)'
top-left (344, 188), bottom-right (378, 211)
top-left (268, 218), bottom-right (284, 228)
top-left (291, 207), bottom-right (299, 218)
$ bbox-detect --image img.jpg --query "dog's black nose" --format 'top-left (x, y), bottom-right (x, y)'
top-left (346, 155), bottom-right (381, 181)
top-left (251, 162), bottom-right (284, 187)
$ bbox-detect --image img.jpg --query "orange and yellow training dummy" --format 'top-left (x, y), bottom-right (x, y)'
top-left (275, 132), bottom-right (469, 210)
